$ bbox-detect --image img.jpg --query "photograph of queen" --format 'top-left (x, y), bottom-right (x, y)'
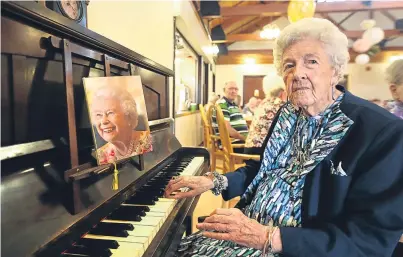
top-left (84, 76), bottom-right (152, 165)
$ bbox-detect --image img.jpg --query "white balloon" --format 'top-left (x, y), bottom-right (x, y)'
top-left (363, 27), bottom-right (385, 45)
top-left (360, 19), bottom-right (376, 30)
top-left (355, 54), bottom-right (370, 65)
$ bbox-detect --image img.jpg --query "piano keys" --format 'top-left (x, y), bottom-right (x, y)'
top-left (58, 157), bottom-right (205, 257)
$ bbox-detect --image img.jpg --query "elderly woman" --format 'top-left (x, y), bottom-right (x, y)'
top-left (242, 97), bottom-right (259, 116)
top-left (165, 18), bottom-right (403, 257)
top-left (385, 59), bottom-right (403, 119)
top-left (90, 86), bottom-right (152, 164)
top-left (245, 74), bottom-right (286, 150)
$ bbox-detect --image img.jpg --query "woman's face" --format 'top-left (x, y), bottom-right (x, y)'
top-left (282, 38), bottom-right (338, 111)
top-left (91, 97), bottom-right (132, 143)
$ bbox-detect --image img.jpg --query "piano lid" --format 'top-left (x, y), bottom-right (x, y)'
top-left (1, 126), bottom-right (182, 257)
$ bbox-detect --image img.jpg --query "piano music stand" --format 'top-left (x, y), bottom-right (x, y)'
top-left (51, 36), bottom-right (145, 214)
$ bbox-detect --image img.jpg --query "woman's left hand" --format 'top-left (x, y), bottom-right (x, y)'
top-left (196, 208), bottom-right (268, 250)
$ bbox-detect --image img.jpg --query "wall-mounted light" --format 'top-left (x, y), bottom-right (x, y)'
top-left (203, 44), bottom-right (219, 55)
top-left (389, 55), bottom-right (403, 63)
top-left (244, 57), bottom-right (256, 65)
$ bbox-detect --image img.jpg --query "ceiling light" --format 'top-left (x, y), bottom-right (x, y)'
top-left (244, 57), bottom-right (256, 65)
top-left (260, 24), bottom-right (280, 40)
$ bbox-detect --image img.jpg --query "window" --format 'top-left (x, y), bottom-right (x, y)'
top-left (174, 31), bottom-right (200, 113)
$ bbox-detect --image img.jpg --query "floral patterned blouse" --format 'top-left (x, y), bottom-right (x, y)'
top-left (384, 100), bottom-right (403, 119)
top-left (245, 97), bottom-right (285, 148)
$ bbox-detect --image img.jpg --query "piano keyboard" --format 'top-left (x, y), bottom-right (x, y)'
top-left (60, 156), bottom-right (204, 257)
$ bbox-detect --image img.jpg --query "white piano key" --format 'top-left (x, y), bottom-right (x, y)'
top-left (108, 241), bottom-right (143, 257)
top-left (84, 234), bottom-right (146, 253)
top-left (104, 216), bottom-right (164, 229)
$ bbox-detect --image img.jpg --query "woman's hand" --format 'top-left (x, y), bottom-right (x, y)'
top-left (164, 176), bottom-right (214, 199)
top-left (196, 208), bottom-right (268, 250)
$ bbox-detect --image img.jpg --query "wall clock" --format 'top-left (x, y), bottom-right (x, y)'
top-left (45, 0), bottom-right (88, 28)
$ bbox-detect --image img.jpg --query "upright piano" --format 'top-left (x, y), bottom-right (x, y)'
top-left (1, 2), bottom-right (209, 257)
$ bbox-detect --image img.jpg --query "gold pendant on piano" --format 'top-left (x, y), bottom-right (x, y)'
top-left (112, 162), bottom-right (119, 190)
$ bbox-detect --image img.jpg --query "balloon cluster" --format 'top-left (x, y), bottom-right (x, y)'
top-left (353, 19), bottom-right (385, 65)
top-left (287, 0), bottom-right (316, 23)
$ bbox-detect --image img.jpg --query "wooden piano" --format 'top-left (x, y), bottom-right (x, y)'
top-left (1, 2), bottom-right (209, 257)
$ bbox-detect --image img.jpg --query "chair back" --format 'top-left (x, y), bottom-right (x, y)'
top-left (215, 105), bottom-right (234, 172)
top-left (199, 104), bottom-right (211, 148)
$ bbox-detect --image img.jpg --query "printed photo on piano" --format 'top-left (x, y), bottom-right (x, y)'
top-left (83, 76), bottom-right (153, 165)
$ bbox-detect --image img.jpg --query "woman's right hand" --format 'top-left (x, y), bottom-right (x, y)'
top-left (164, 176), bottom-right (214, 199)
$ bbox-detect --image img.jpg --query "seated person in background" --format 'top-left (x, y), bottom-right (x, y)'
top-left (204, 93), bottom-right (220, 112)
top-left (242, 97), bottom-right (259, 116)
top-left (212, 81), bottom-right (249, 143)
top-left (369, 98), bottom-right (384, 107)
top-left (234, 94), bottom-right (242, 107)
top-left (165, 18), bottom-right (403, 257)
top-left (245, 74), bottom-right (286, 151)
top-left (385, 59), bottom-right (403, 119)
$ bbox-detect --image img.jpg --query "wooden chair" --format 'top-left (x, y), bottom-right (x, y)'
top-left (206, 105), bottom-right (225, 171)
top-left (199, 104), bottom-right (211, 149)
top-left (214, 105), bottom-right (260, 173)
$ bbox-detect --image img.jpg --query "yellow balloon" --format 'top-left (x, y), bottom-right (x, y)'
top-left (288, 0), bottom-right (316, 23)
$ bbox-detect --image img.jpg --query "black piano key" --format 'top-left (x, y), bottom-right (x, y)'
top-left (77, 238), bottom-right (119, 249)
top-left (124, 198), bottom-right (155, 205)
top-left (64, 245), bottom-right (112, 257)
top-left (115, 206), bottom-right (147, 216)
top-left (137, 189), bottom-right (164, 197)
top-left (95, 222), bottom-right (134, 231)
top-left (61, 254), bottom-right (89, 257)
top-left (107, 210), bottom-right (143, 222)
top-left (128, 193), bottom-right (159, 202)
top-left (132, 193), bottom-right (159, 201)
top-left (89, 225), bottom-right (130, 237)
top-left (131, 205), bottom-right (150, 212)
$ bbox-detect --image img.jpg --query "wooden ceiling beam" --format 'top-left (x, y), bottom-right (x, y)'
top-left (212, 30), bottom-right (403, 43)
top-left (338, 12), bottom-right (356, 27)
top-left (217, 47), bottom-right (403, 65)
top-left (238, 16), bottom-right (281, 34)
top-left (211, 1), bottom-right (403, 17)
top-left (381, 10), bottom-right (397, 23)
top-left (226, 17), bottom-right (261, 34)
top-left (321, 13), bottom-right (346, 32)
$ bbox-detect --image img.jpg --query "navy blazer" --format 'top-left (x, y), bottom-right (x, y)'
top-left (222, 88), bottom-right (403, 257)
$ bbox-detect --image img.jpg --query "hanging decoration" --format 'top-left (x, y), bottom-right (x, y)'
top-left (355, 54), bottom-right (370, 65)
top-left (352, 38), bottom-right (372, 53)
top-left (287, 0), bottom-right (316, 23)
top-left (352, 18), bottom-right (385, 64)
top-left (362, 27), bottom-right (385, 45)
top-left (366, 44), bottom-right (381, 57)
top-left (360, 19), bottom-right (376, 30)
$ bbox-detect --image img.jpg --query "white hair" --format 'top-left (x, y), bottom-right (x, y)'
top-left (385, 59), bottom-right (403, 86)
top-left (273, 18), bottom-right (350, 83)
top-left (91, 87), bottom-right (138, 126)
top-left (208, 92), bottom-right (220, 104)
top-left (263, 73), bottom-right (285, 97)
